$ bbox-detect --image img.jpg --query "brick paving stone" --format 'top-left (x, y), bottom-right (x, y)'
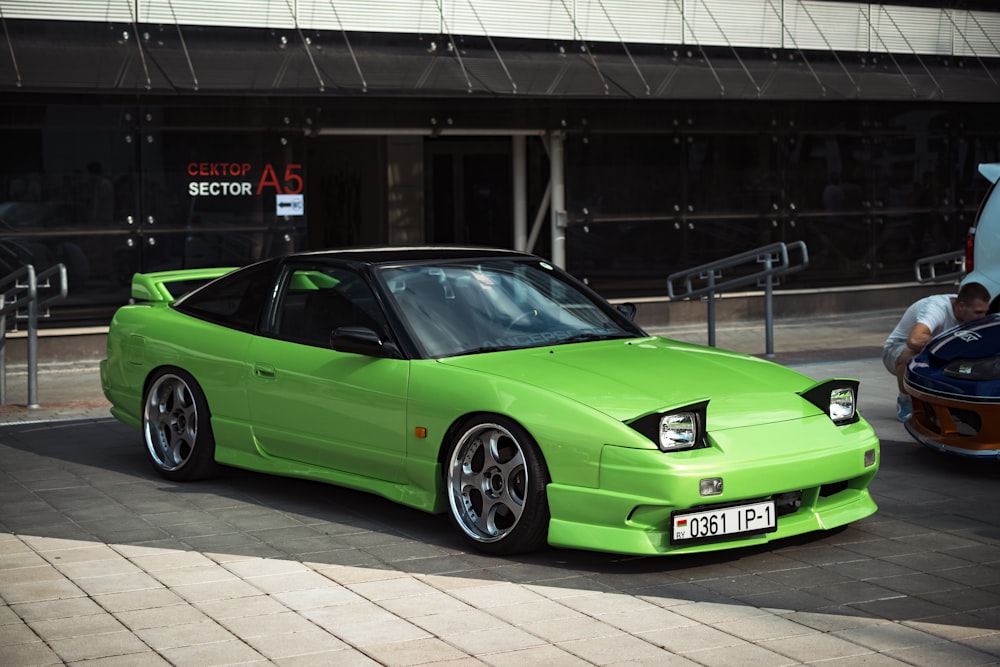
top-left (92, 587), bottom-right (187, 613)
top-left (243, 628), bottom-right (348, 660)
top-left (405, 607), bottom-right (510, 636)
top-left (758, 632), bottom-right (874, 662)
top-left (640, 623), bottom-right (747, 653)
top-left (134, 619), bottom-right (236, 651)
top-left (487, 598), bottom-right (585, 626)
top-left (832, 622), bottom-right (951, 652)
top-left (0, 640), bottom-right (63, 666)
top-left (115, 603), bottom-right (211, 631)
top-left (376, 590), bottom-right (476, 618)
top-left (159, 638), bottom-right (267, 666)
top-left (269, 583), bottom-right (365, 611)
top-left (0, 564), bottom-right (65, 587)
top-left (0, 604), bottom-right (19, 625)
top-left (442, 624), bottom-right (546, 655)
top-left (73, 571), bottom-right (163, 596)
top-left (221, 556), bottom-right (309, 578)
top-left (47, 630), bottom-right (152, 663)
top-left (362, 636), bottom-right (470, 666)
top-left (170, 578), bottom-right (262, 603)
top-left (193, 594), bottom-right (291, 619)
top-left (344, 573), bottom-right (440, 601)
top-left (682, 641), bottom-right (801, 667)
top-left (51, 556), bottom-right (142, 580)
top-left (559, 633), bottom-right (669, 663)
top-left (241, 570), bottom-right (342, 594)
top-left (1, 577), bottom-right (85, 605)
top-left (667, 600), bottom-right (773, 625)
top-left (711, 613), bottom-right (816, 642)
top-left (477, 644), bottom-right (593, 667)
top-left (217, 610), bottom-right (320, 638)
top-left (128, 550), bottom-right (217, 572)
top-left (26, 613), bottom-right (128, 641)
top-left (524, 615), bottom-right (624, 643)
top-left (303, 601), bottom-right (430, 645)
top-left (274, 649), bottom-right (384, 666)
top-left (886, 641), bottom-right (1000, 667)
top-left (0, 551), bottom-right (48, 570)
top-left (0, 619), bottom-right (43, 646)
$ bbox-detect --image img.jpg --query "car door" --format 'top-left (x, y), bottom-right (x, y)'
top-left (246, 263), bottom-right (409, 482)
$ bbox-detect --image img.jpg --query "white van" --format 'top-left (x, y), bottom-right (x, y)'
top-left (962, 163), bottom-right (1000, 311)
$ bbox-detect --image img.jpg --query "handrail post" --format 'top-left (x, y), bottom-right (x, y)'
top-left (763, 252), bottom-right (775, 357)
top-left (26, 265), bottom-right (39, 409)
top-left (0, 263), bottom-right (67, 408)
top-left (704, 270), bottom-right (717, 347)
top-left (667, 241), bottom-right (810, 355)
top-left (0, 293), bottom-right (5, 405)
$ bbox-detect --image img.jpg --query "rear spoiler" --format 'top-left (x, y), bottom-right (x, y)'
top-left (131, 267), bottom-right (237, 303)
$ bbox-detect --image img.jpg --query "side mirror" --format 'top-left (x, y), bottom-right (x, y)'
top-left (616, 302), bottom-right (637, 321)
top-left (330, 326), bottom-right (400, 359)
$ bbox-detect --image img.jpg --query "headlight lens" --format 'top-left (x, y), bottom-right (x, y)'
top-left (660, 412), bottom-right (698, 451)
top-left (829, 386), bottom-right (856, 423)
top-left (800, 379), bottom-right (860, 426)
top-left (629, 401), bottom-right (708, 452)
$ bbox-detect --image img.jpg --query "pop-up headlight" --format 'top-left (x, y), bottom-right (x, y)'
top-left (629, 401), bottom-right (709, 452)
top-left (800, 379), bottom-right (860, 426)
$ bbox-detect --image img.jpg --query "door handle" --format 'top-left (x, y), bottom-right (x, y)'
top-left (253, 363), bottom-right (276, 379)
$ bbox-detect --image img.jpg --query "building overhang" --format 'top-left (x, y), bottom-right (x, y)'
top-left (2, 20), bottom-right (999, 103)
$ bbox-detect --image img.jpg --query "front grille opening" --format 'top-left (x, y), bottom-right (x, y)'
top-left (819, 481), bottom-right (848, 497)
top-left (921, 401), bottom-right (941, 434)
top-left (948, 408), bottom-right (982, 436)
top-left (774, 491), bottom-right (802, 516)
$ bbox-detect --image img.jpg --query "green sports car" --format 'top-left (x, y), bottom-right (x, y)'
top-left (100, 247), bottom-right (879, 556)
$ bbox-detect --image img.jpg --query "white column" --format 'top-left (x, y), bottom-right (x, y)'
top-left (549, 131), bottom-right (566, 267)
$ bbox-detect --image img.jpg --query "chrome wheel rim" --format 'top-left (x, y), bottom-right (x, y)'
top-left (447, 423), bottom-right (528, 543)
top-left (143, 373), bottom-right (198, 472)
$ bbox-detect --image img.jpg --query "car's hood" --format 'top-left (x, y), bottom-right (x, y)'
top-left (924, 314), bottom-right (1000, 362)
top-left (440, 336), bottom-right (823, 429)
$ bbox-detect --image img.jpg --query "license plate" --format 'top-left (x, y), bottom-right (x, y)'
top-left (670, 500), bottom-right (776, 544)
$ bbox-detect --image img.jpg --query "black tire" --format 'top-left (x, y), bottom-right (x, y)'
top-left (445, 415), bottom-right (550, 555)
top-left (142, 367), bottom-right (217, 482)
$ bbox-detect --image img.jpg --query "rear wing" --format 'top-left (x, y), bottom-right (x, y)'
top-left (131, 267), bottom-right (237, 303)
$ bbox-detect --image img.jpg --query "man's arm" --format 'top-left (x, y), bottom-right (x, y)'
top-left (906, 322), bottom-right (934, 353)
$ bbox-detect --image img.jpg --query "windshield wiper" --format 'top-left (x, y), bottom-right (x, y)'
top-left (558, 332), bottom-right (632, 345)
top-left (457, 344), bottom-right (518, 356)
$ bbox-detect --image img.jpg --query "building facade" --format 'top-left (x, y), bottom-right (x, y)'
top-left (1, 0), bottom-right (999, 325)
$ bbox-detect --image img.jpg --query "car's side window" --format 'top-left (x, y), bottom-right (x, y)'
top-left (272, 266), bottom-right (387, 348)
top-left (173, 260), bottom-right (276, 333)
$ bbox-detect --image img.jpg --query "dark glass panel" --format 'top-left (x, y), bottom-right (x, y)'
top-left (565, 134), bottom-right (681, 218)
top-left (138, 116), bottom-right (307, 271)
top-left (0, 105), bottom-right (139, 323)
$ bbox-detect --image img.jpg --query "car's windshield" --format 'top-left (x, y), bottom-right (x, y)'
top-left (380, 259), bottom-right (636, 357)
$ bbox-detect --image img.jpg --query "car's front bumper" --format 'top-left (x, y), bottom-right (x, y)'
top-left (545, 416), bottom-right (880, 555)
top-left (906, 385), bottom-right (1000, 458)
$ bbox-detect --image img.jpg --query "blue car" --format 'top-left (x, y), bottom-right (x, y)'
top-left (904, 314), bottom-right (1000, 458)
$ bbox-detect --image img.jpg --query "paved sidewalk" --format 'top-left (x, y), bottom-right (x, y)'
top-left (2, 311), bottom-right (999, 666)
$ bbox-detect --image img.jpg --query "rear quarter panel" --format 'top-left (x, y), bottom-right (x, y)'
top-left (103, 303), bottom-right (253, 428)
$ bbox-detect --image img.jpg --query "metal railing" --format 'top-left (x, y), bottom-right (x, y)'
top-left (915, 249), bottom-right (965, 284)
top-left (0, 264), bottom-right (68, 408)
top-left (666, 241), bottom-right (810, 357)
